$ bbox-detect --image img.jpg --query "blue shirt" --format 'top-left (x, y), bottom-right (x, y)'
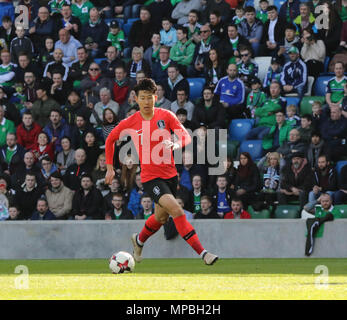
top-left (214, 76), bottom-right (245, 107)
top-left (217, 192), bottom-right (231, 214)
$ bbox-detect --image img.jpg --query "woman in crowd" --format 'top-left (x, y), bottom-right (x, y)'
top-left (82, 131), bottom-right (102, 169)
top-left (120, 153), bottom-right (139, 194)
top-left (31, 132), bottom-right (55, 162)
top-left (102, 108), bottom-right (118, 142)
top-left (126, 47), bottom-right (151, 79)
top-left (56, 136), bottom-right (76, 176)
top-left (204, 48), bottom-right (226, 88)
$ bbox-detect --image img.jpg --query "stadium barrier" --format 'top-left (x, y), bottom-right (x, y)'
top-left (1, 220), bottom-right (347, 259)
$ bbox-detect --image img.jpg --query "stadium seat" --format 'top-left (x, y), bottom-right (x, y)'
top-left (285, 96), bottom-right (300, 107)
top-left (228, 119), bottom-right (254, 142)
top-left (314, 76), bottom-right (332, 96)
top-left (239, 140), bottom-right (263, 161)
top-left (273, 0), bottom-right (285, 10)
top-left (336, 161), bottom-right (347, 175)
top-left (299, 96), bottom-right (325, 115)
top-left (127, 18), bottom-right (139, 24)
top-left (254, 56), bottom-right (271, 83)
top-left (334, 205), bottom-right (347, 218)
top-left (94, 58), bottom-right (106, 65)
top-left (123, 22), bottom-right (133, 37)
top-left (216, 140), bottom-right (238, 159)
top-left (187, 78), bottom-right (205, 101)
top-left (323, 56), bottom-right (330, 73)
top-left (274, 205), bottom-right (300, 219)
top-left (285, 76), bottom-right (314, 97)
top-left (247, 206), bottom-right (272, 219)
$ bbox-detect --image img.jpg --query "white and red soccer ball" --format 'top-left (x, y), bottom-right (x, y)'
top-left (109, 251), bottom-right (135, 274)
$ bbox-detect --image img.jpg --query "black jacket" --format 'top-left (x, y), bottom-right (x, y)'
top-left (233, 165), bottom-right (262, 194)
top-left (14, 184), bottom-right (44, 220)
top-left (218, 35), bottom-right (250, 62)
top-left (261, 18), bottom-right (286, 46)
top-left (71, 186), bottom-right (104, 219)
top-left (192, 97), bottom-right (226, 129)
top-left (0, 144), bottom-right (26, 174)
top-left (160, 77), bottom-right (190, 102)
top-left (129, 19), bottom-right (156, 50)
top-left (68, 58), bottom-right (94, 82)
top-left (312, 166), bottom-right (338, 192)
top-left (63, 162), bottom-right (93, 191)
top-left (280, 161), bottom-right (314, 192)
top-left (100, 58), bottom-right (124, 79)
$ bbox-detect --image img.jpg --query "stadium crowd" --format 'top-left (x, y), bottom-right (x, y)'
top-left (0, 0), bottom-right (347, 222)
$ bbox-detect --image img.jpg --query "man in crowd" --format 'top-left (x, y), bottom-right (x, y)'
top-left (170, 89), bottom-right (195, 121)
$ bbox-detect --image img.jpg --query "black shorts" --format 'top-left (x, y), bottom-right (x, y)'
top-left (143, 176), bottom-right (178, 204)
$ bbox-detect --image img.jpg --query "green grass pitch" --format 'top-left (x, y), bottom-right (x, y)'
top-left (1, 258), bottom-right (347, 300)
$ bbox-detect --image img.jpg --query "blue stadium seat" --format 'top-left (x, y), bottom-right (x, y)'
top-left (273, 0), bottom-right (285, 10)
top-left (314, 76), bottom-right (332, 96)
top-left (123, 22), bottom-right (133, 37)
top-left (245, 0), bottom-right (254, 6)
top-left (323, 56), bottom-right (330, 73)
top-left (336, 161), bottom-right (347, 175)
top-left (127, 18), bottom-right (139, 24)
top-left (94, 58), bottom-right (106, 65)
top-left (187, 78), bottom-right (205, 101)
top-left (228, 119), bottom-right (254, 142)
top-left (240, 140), bottom-right (263, 161)
top-left (285, 96), bottom-right (301, 107)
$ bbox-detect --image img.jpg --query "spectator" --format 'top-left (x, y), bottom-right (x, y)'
top-left (154, 84), bottom-right (171, 110)
top-left (237, 45), bottom-right (259, 89)
top-left (316, 1), bottom-right (342, 57)
top-left (29, 6), bottom-right (58, 52)
top-left (54, 29), bottom-right (82, 67)
top-left (187, 174), bottom-right (207, 215)
top-left (103, 176), bottom-right (124, 213)
top-left (278, 151), bottom-right (313, 208)
top-left (297, 114), bottom-right (313, 144)
top-left (218, 24), bottom-right (250, 64)
top-left (160, 63), bottom-right (190, 102)
top-left (56, 136), bottom-right (75, 175)
top-left (224, 197), bottom-right (251, 219)
top-left (38, 155), bottom-right (58, 187)
top-left (263, 57), bottom-right (282, 95)
top-left (10, 151), bottom-right (43, 189)
top-left (0, 132), bottom-right (26, 175)
top-left (192, 86), bottom-right (225, 129)
top-left (320, 106), bottom-right (347, 162)
top-left (105, 192), bottom-right (133, 220)
top-left (214, 63), bottom-right (246, 121)
top-left (126, 46), bottom-right (151, 79)
top-left (238, 6), bottom-right (263, 56)
top-left (188, 24), bottom-right (219, 77)
top-left (245, 77), bottom-right (267, 119)
top-left (293, 3), bottom-right (316, 36)
top-left (31, 198), bottom-right (56, 220)
top-left (171, 0), bottom-right (202, 26)
top-left (136, 194), bottom-right (155, 220)
top-left (256, 0), bottom-right (269, 24)
top-left (300, 27), bottom-right (326, 78)
top-left (246, 81), bottom-right (284, 141)
top-left (37, 37), bottom-right (55, 70)
top-left (112, 65), bottom-right (131, 106)
top-left (280, 46), bottom-right (307, 99)
top-left (232, 5), bottom-right (245, 25)
top-left (22, 71), bottom-right (38, 109)
top-left (50, 72), bottom-right (71, 106)
top-left (0, 49), bottom-right (16, 92)
top-left (14, 173), bottom-right (43, 220)
top-left (71, 173), bottom-right (103, 219)
top-left (262, 110), bottom-right (291, 154)
top-left (80, 8), bottom-right (109, 58)
top-left (6, 205), bottom-right (21, 221)
top-left (0, 15), bottom-right (16, 49)
top-left (257, 151), bottom-right (281, 207)
top-left (210, 175), bottom-right (233, 218)
top-left (277, 23), bottom-right (300, 65)
top-left (128, 6), bottom-right (156, 51)
top-left (89, 87), bottom-right (119, 126)
top-left (120, 154), bottom-right (138, 194)
top-left (70, 113), bottom-right (95, 149)
top-left (14, 52), bottom-right (40, 86)
top-left (279, 0), bottom-right (300, 23)
top-left (325, 62), bottom-right (346, 109)
top-left (45, 171), bottom-right (73, 220)
top-left (57, 3), bottom-right (82, 39)
top-left (61, 90), bottom-right (90, 126)
top-left (91, 152), bottom-right (107, 190)
top-left (106, 21), bottom-right (125, 54)
top-left (127, 172), bottom-right (144, 218)
top-left (169, 26), bottom-right (195, 76)
top-left (0, 86), bottom-right (21, 126)
top-left (10, 25), bottom-right (34, 64)
top-left (285, 104), bottom-right (301, 128)
top-left (71, 0), bottom-right (95, 26)
top-left (31, 130), bottom-right (54, 163)
top-left (176, 108), bottom-right (195, 131)
top-left (63, 148), bottom-right (92, 191)
top-left (170, 89), bottom-right (195, 121)
top-left (194, 195), bottom-right (220, 219)
top-left (101, 108), bottom-right (118, 141)
top-left (208, 156), bottom-right (236, 190)
top-left (307, 131), bottom-right (329, 169)
top-left (209, 10), bottom-right (226, 41)
top-left (176, 196), bottom-right (194, 220)
top-left (152, 45), bottom-right (172, 84)
top-left (68, 46), bottom-right (93, 89)
top-left (144, 32), bottom-right (161, 71)
top-left (183, 9), bottom-right (202, 44)
top-left (80, 62), bottom-right (113, 106)
top-left (43, 48), bottom-right (69, 81)
top-left (100, 46), bottom-right (123, 79)
top-left (261, 5), bottom-right (286, 56)
top-left (202, 0), bottom-right (231, 25)
top-left (0, 104), bottom-right (15, 148)
top-left (231, 152), bottom-right (261, 208)
top-left (160, 17), bottom-right (177, 48)
top-left (82, 131), bottom-right (102, 168)
top-left (303, 154), bottom-right (338, 213)
top-left (204, 48), bottom-right (226, 87)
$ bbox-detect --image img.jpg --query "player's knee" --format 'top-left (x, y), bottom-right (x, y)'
top-left (169, 205), bottom-right (184, 218)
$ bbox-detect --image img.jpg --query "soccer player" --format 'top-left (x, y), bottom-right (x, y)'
top-left (105, 78), bottom-right (218, 265)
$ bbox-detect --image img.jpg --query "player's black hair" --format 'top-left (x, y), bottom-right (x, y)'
top-left (133, 78), bottom-right (157, 95)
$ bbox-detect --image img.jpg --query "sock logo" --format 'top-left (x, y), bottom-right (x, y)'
top-left (153, 186), bottom-right (161, 196)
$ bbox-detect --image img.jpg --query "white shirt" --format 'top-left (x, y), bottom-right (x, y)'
top-left (268, 17), bottom-right (278, 44)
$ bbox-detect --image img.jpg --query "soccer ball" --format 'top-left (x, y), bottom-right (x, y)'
top-left (109, 251), bottom-right (135, 274)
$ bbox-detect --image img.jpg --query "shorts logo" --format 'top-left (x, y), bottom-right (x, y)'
top-left (153, 186), bottom-right (161, 196)
top-left (157, 120), bottom-right (165, 129)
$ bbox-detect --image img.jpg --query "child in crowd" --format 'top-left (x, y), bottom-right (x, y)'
top-left (286, 104), bottom-right (301, 127)
top-left (246, 77), bottom-right (267, 118)
top-left (107, 20), bottom-right (125, 54)
top-left (256, 0), bottom-right (269, 24)
top-left (312, 100), bottom-right (323, 129)
top-left (10, 25), bottom-right (34, 64)
top-left (11, 83), bottom-right (26, 114)
top-left (263, 57), bottom-right (282, 95)
top-left (232, 5), bottom-right (245, 25)
top-left (160, 17), bottom-right (177, 47)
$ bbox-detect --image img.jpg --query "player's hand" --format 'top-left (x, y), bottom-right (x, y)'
top-left (162, 140), bottom-right (179, 150)
top-left (105, 167), bottom-right (115, 185)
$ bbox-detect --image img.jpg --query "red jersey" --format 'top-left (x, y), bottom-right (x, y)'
top-left (224, 210), bottom-right (251, 219)
top-left (105, 108), bottom-right (191, 183)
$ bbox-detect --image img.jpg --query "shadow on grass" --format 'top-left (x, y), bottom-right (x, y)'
top-left (0, 259), bottom-right (347, 276)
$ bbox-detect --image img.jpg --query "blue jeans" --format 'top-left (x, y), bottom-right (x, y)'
top-left (304, 190), bottom-right (335, 212)
top-left (246, 126), bottom-right (270, 140)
